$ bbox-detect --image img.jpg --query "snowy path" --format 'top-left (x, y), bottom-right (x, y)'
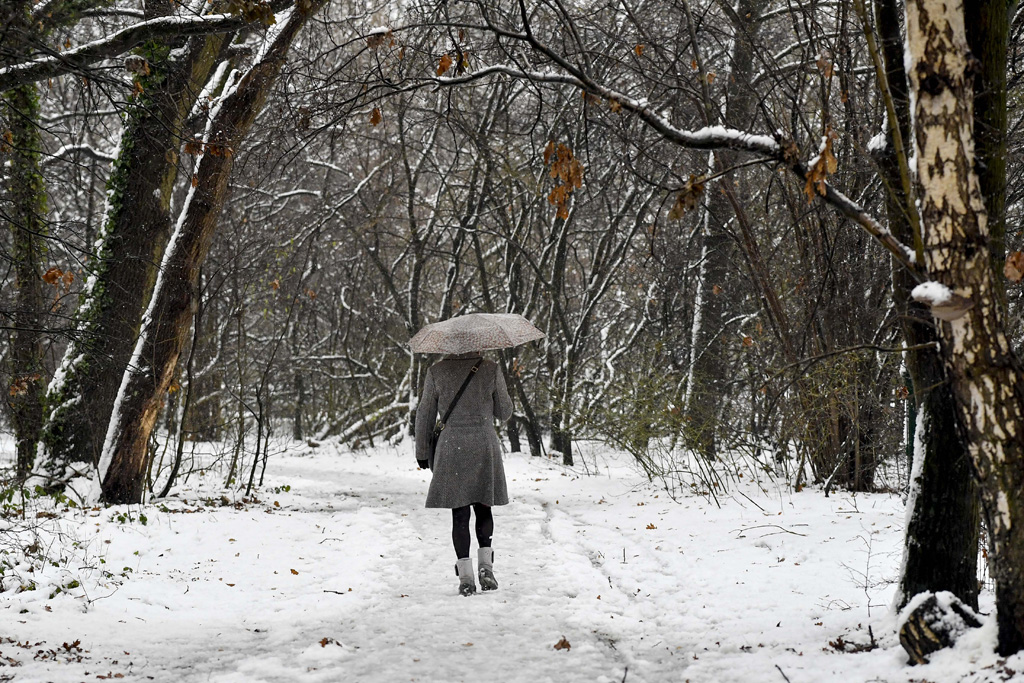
top-left (3, 443), bottom-right (1019, 682)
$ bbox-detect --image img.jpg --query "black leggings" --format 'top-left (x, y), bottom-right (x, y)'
top-left (452, 504), bottom-right (493, 559)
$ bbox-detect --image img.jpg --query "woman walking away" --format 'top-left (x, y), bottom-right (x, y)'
top-left (415, 351), bottom-right (513, 596)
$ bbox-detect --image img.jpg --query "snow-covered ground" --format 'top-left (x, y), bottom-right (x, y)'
top-left (2, 438), bottom-right (1021, 682)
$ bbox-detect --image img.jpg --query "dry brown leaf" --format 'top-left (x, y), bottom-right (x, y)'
top-left (554, 636), bottom-right (571, 651)
top-left (667, 174), bottom-right (706, 220)
top-left (816, 54), bottom-right (834, 79)
top-left (1005, 251), bottom-right (1024, 283)
top-left (369, 107), bottom-right (382, 126)
top-left (803, 130), bottom-right (838, 203)
top-left (42, 267), bottom-right (62, 285)
top-left (437, 54), bottom-right (453, 76)
top-left (544, 142), bottom-right (585, 220)
top-left (366, 29), bottom-right (392, 49)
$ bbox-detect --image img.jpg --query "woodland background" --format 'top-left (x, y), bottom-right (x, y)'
top-left (3, 0), bottom-right (1024, 658)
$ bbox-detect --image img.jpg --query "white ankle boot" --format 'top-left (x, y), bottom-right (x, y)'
top-left (456, 557), bottom-right (476, 596)
top-left (478, 547), bottom-right (498, 591)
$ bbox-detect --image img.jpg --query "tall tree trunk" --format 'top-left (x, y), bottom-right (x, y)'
top-left (871, 0), bottom-right (980, 610)
top-left (964, 0), bottom-right (1009, 296)
top-left (99, 1), bottom-right (326, 504)
top-left (39, 5), bottom-right (233, 483)
top-left (905, 0), bottom-right (1024, 654)
top-left (685, 0), bottom-right (767, 459)
top-left (291, 323), bottom-right (304, 441)
top-left (3, 82), bottom-right (48, 478)
top-left (547, 210), bottom-right (574, 466)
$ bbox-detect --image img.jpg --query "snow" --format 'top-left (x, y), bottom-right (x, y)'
top-left (0, 14), bottom-right (236, 83)
top-left (911, 281), bottom-right (954, 307)
top-left (867, 131), bottom-right (888, 153)
top-left (892, 404), bottom-right (927, 610)
top-left (2, 437), bottom-right (1021, 682)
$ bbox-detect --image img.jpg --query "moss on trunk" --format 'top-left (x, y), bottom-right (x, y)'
top-left (3, 82), bottom-right (49, 478)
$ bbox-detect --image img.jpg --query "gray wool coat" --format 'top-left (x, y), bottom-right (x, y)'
top-left (415, 355), bottom-right (513, 508)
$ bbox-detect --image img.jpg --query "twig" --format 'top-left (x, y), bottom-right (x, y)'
top-left (736, 489), bottom-right (766, 512)
top-left (731, 524), bottom-right (808, 537)
top-left (775, 664), bottom-right (792, 683)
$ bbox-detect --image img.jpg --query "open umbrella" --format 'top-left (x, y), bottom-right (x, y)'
top-left (409, 313), bottom-right (545, 354)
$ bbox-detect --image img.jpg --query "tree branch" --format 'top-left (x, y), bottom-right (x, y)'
top-left (0, 12), bottom-right (253, 91)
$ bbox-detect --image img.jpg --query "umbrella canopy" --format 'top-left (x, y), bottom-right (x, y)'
top-left (409, 313), bottom-right (545, 354)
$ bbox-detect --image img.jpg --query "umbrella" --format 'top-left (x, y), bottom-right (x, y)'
top-left (409, 313), bottom-right (545, 354)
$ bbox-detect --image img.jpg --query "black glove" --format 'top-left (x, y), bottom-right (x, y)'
top-left (418, 459), bottom-right (429, 470)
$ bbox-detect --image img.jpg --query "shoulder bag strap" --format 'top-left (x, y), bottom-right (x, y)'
top-left (438, 358), bottom-right (483, 430)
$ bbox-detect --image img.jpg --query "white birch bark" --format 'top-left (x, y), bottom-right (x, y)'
top-left (905, 0), bottom-right (1024, 654)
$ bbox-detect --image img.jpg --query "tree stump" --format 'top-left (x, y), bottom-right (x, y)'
top-left (898, 591), bottom-right (983, 664)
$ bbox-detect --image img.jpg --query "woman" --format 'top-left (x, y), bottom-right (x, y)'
top-left (415, 351), bottom-right (513, 596)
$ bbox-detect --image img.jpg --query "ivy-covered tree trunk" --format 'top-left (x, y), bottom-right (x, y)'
top-left (871, 0), bottom-right (980, 611)
top-left (3, 83), bottom-right (48, 478)
top-left (905, 0), bottom-right (1024, 654)
top-left (99, 0), bottom-right (326, 504)
top-left (38, 5), bottom-right (233, 483)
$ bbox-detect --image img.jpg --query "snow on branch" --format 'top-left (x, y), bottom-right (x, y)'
top-left (435, 65), bottom-right (780, 156)
top-left (0, 12), bottom-right (251, 92)
top-left (911, 282), bottom-right (974, 321)
top-left (426, 63), bottom-right (919, 276)
top-left (42, 143), bottom-right (116, 167)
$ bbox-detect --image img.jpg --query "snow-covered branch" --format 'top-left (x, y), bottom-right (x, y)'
top-left (0, 12), bottom-right (252, 91)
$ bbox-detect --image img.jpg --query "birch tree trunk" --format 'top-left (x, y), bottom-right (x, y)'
top-left (871, 0), bottom-right (980, 610)
top-left (905, 0), bottom-right (1024, 654)
top-left (99, 0), bottom-right (326, 504)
